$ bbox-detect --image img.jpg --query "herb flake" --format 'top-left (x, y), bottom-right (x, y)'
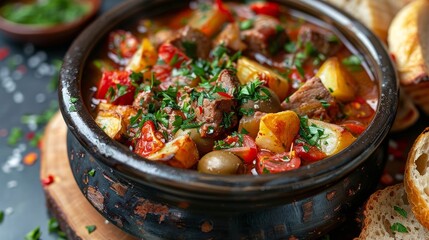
top-left (86, 225), bottom-right (96, 234)
top-left (390, 222), bottom-right (408, 233)
top-left (394, 206), bottom-right (408, 218)
top-left (25, 227), bottom-right (41, 240)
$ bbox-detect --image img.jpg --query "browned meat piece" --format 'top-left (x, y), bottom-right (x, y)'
top-left (298, 25), bottom-right (342, 56)
top-left (217, 69), bottom-right (239, 96)
top-left (132, 90), bottom-right (158, 113)
top-left (169, 26), bottom-right (211, 59)
top-left (195, 98), bottom-right (238, 138)
top-left (282, 77), bottom-right (340, 121)
top-left (214, 23), bottom-right (247, 52)
top-left (241, 15), bottom-right (288, 56)
top-left (157, 107), bottom-right (186, 140)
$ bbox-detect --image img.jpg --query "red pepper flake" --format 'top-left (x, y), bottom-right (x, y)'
top-left (217, 91), bottom-right (233, 99)
top-left (26, 132), bottom-right (35, 140)
top-left (198, 106), bottom-right (203, 114)
top-left (0, 128), bottom-right (7, 137)
top-left (380, 172), bottom-right (394, 186)
top-left (390, 53), bottom-right (396, 63)
top-left (23, 152), bottom-right (38, 165)
top-left (41, 175), bottom-right (55, 186)
top-left (0, 47), bottom-right (10, 61)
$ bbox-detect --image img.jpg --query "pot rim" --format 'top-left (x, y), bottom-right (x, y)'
top-left (59, 0), bottom-right (398, 201)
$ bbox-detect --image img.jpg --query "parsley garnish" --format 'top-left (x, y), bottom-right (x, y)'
top-left (240, 19), bottom-right (254, 30)
top-left (182, 41), bottom-right (197, 59)
top-left (263, 168), bottom-right (270, 174)
top-left (320, 100), bottom-right (330, 109)
top-left (390, 222), bottom-right (408, 233)
top-left (393, 206), bottom-right (408, 218)
top-left (240, 128), bottom-right (249, 134)
top-left (299, 115), bottom-right (326, 147)
top-left (129, 71), bottom-right (143, 85)
top-left (221, 112), bottom-right (235, 128)
top-left (25, 227), bottom-right (41, 240)
top-left (85, 225), bottom-right (97, 234)
top-left (70, 97), bottom-right (78, 104)
top-left (238, 79), bottom-right (271, 104)
top-left (88, 169), bottom-right (96, 177)
top-left (284, 41), bottom-right (297, 53)
top-left (106, 84), bottom-right (128, 102)
top-left (214, 132), bottom-right (244, 150)
top-left (342, 55), bottom-right (362, 71)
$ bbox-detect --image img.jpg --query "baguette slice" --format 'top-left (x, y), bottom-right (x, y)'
top-left (405, 127), bottom-right (429, 230)
top-left (357, 184), bottom-right (429, 239)
top-left (388, 0), bottom-right (429, 114)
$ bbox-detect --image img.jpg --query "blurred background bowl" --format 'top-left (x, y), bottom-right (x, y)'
top-left (0, 0), bottom-right (101, 46)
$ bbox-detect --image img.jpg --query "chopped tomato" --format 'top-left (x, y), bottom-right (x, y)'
top-left (95, 70), bottom-right (135, 105)
top-left (215, 0), bottom-right (234, 22)
top-left (256, 150), bottom-right (301, 174)
top-left (108, 30), bottom-right (139, 63)
top-left (343, 98), bottom-right (375, 125)
top-left (249, 2), bottom-right (280, 17)
top-left (158, 43), bottom-right (190, 68)
top-left (223, 134), bottom-right (257, 163)
top-left (294, 143), bottom-right (326, 164)
top-left (134, 121), bottom-right (165, 157)
top-left (152, 64), bottom-right (172, 82)
top-left (340, 120), bottom-right (366, 136)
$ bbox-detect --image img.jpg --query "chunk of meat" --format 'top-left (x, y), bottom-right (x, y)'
top-left (217, 69), bottom-right (239, 96)
top-left (241, 15), bottom-right (288, 56)
top-left (298, 25), bottom-right (342, 56)
top-left (214, 23), bottom-right (247, 52)
top-left (157, 107), bottom-right (186, 141)
top-left (169, 26), bottom-right (211, 59)
top-left (195, 98), bottom-right (238, 138)
top-left (282, 77), bottom-right (339, 121)
top-left (132, 91), bottom-right (159, 114)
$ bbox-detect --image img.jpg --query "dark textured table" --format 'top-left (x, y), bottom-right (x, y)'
top-left (0, 2), bottom-right (118, 239)
top-left (0, 1), bottom-right (427, 239)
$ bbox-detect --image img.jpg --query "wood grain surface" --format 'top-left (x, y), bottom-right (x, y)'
top-left (40, 112), bottom-right (137, 240)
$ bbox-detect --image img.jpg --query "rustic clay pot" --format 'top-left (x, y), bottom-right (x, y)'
top-left (59, 0), bottom-right (398, 239)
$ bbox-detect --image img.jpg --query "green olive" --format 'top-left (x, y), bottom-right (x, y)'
top-left (176, 129), bottom-right (215, 156)
top-left (198, 151), bottom-right (243, 175)
top-left (240, 87), bottom-right (282, 113)
top-left (238, 112), bottom-right (266, 139)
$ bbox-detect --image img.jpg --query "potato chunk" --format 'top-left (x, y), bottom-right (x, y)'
top-left (236, 57), bottom-right (290, 101)
top-left (126, 38), bottom-right (157, 78)
top-left (146, 134), bottom-right (199, 169)
top-left (316, 57), bottom-right (357, 102)
top-left (95, 110), bottom-right (124, 140)
top-left (255, 111), bottom-right (300, 153)
top-left (307, 119), bottom-right (356, 156)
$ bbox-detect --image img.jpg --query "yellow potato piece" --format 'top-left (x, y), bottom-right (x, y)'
top-left (255, 111), bottom-right (300, 153)
top-left (308, 119), bottom-right (356, 156)
top-left (316, 57), bottom-right (357, 102)
top-left (147, 134), bottom-right (199, 169)
top-left (126, 38), bottom-right (157, 78)
top-left (95, 110), bottom-right (123, 140)
top-left (237, 57), bottom-right (290, 101)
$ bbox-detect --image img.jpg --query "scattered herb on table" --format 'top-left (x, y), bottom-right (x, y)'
top-left (7, 127), bottom-right (23, 146)
top-left (48, 218), bottom-right (67, 239)
top-left (25, 226), bottom-right (42, 240)
top-left (85, 225), bottom-right (96, 234)
top-left (48, 59), bottom-right (62, 92)
top-left (88, 169), bottom-right (96, 177)
top-left (0, 0), bottom-right (90, 26)
top-left (0, 210), bottom-right (4, 224)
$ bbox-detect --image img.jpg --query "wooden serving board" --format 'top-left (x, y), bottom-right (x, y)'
top-left (40, 112), bottom-right (137, 240)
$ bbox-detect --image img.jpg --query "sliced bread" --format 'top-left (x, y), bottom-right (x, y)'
top-left (356, 184), bottom-right (429, 239)
top-left (405, 127), bottom-right (429, 230)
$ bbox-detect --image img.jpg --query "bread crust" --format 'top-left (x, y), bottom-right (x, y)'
top-left (388, 0), bottom-right (429, 114)
top-left (405, 127), bottom-right (429, 230)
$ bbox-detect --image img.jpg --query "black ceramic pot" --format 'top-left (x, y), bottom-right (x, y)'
top-left (59, 0), bottom-right (399, 239)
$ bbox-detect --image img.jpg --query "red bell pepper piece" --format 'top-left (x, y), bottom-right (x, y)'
top-left (158, 43), bottom-right (190, 68)
top-left (294, 143), bottom-right (326, 164)
top-left (215, 0), bottom-right (235, 22)
top-left (134, 121), bottom-right (165, 157)
top-left (340, 120), bottom-right (366, 136)
top-left (249, 2), bottom-right (280, 17)
top-left (95, 70), bottom-right (136, 105)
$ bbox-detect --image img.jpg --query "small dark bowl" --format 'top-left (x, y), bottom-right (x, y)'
top-left (59, 0), bottom-right (398, 239)
top-left (0, 0), bottom-right (101, 46)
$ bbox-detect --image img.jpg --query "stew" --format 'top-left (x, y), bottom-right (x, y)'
top-left (89, 0), bottom-right (378, 175)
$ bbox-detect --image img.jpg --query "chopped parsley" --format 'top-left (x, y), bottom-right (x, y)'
top-left (240, 19), bottom-right (254, 30)
top-left (284, 41), bottom-right (297, 53)
top-left (88, 169), bottom-right (96, 177)
top-left (0, 210), bottom-right (4, 224)
top-left (85, 225), bottom-right (97, 234)
top-left (214, 132), bottom-right (244, 150)
top-left (299, 115), bottom-right (326, 147)
top-left (342, 55), bottom-right (362, 71)
top-left (393, 206), bottom-right (407, 218)
top-left (7, 127), bottom-right (23, 146)
top-left (106, 84), bottom-right (128, 102)
top-left (182, 41), bottom-right (197, 59)
top-left (319, 100), bottom-right (330, 109)
top-left (238, 79), bottom-right (271, 103)
top-left (390, 222), bottom-right (408, 233)
top-left (129, 71), bottom-right (143, 85)
top-left (25, 227), bottom-right (41, 240)
top-left (221, 112), bottom-right (235, 128)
